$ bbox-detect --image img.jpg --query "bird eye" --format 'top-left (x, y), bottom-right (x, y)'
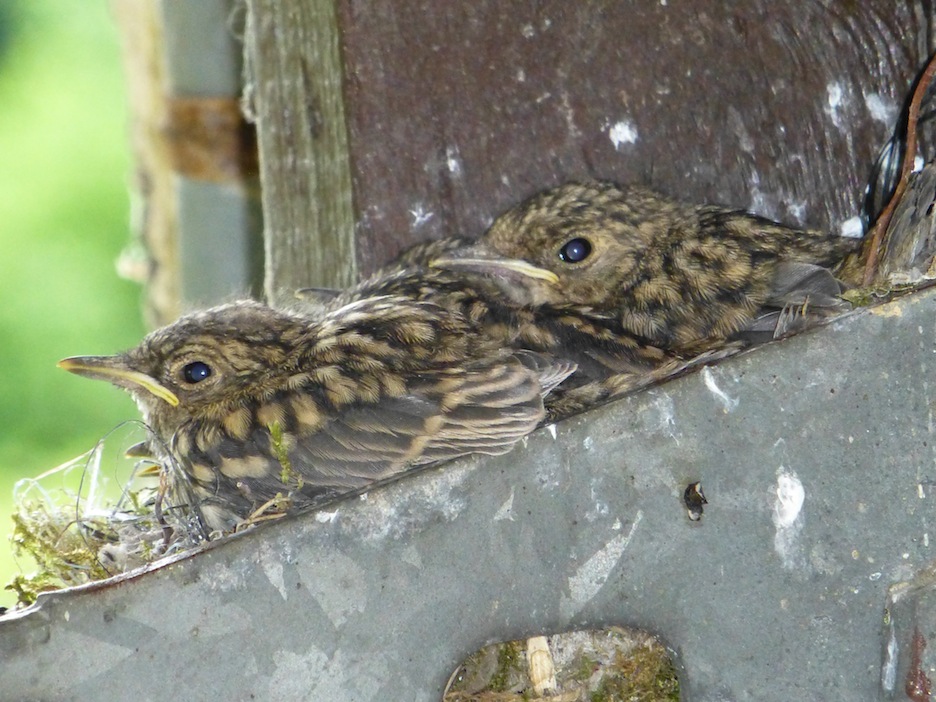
top-left (558, 237), bottom-right (592, 263)
top-left (182, 361), bottom-right (212, 384)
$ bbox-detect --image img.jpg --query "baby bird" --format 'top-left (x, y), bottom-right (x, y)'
top-left (59, 297), bottom-right (574, 531)
top-left (297, 238), bottom-right (715, 421)
top-left (433, 181), bottom-right (859, 354)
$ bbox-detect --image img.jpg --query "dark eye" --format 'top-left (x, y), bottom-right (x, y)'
top-left (558, 237), bottom-right (592, 263)
top-left (182, 361), bottom-right (212, 384)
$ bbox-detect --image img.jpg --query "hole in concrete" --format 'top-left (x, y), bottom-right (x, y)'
top-left (442, 627), bottom-right (679, 701)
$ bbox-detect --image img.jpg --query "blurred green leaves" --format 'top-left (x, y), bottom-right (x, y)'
top-left (0, 1), bottom-right (144, 604)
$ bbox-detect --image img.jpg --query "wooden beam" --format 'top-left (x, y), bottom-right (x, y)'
top-left (243, 0), bottom-right (356, 302)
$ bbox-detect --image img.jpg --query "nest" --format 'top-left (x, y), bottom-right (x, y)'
top-left (6, 422), bottom-right (204, 607)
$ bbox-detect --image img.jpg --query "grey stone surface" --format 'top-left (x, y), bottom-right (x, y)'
top-left (2, 287), bottom-right (936, 701)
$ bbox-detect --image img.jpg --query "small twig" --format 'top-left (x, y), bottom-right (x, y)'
top-left (154, 468), bottom-right (174, 551)
top-left (863, 52), bottom-right (936, 285)
top-left (234, 495), bottom-right (291, 530)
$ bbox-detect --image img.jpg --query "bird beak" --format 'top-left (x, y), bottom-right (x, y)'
top-left (294, 286), bottom-right (341, 303)
top-left (124, 440), bottom-right (155, 459)
top-left (429, 246), bottom-right (560, 285)
top-left (57, 355), bottom-right (180, 407)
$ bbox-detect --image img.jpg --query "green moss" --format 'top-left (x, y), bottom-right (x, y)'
top-left (590, 642), bottom-right (680, 702)
top-left (489, 640), bottom-right (523, 692)
top-left (3, 441), bottom-right (203, 609)
top-left (5, 572), bottom-right (60, 606)
top-left (269, 421), bottom-right (302, 489)
top-left (841, 282), bottom-right (920, 307)
top-left (6, 504), bottom-right (116, 605)
top-left (572, 653), bottom-right (599, 683)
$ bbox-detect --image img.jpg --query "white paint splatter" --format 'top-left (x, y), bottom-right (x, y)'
top-left (773, 470), bottom-right (804, 528)
top-left (746, 171), bottom-right (779, 220)
top-left (772, 469), bottom-right (806, 570)
top-left (560, 91), bottom-right (581, 137)
top-left (785, 201), bottom-right (806, 222)
top-left (445, 145), bottom-right (462, 176)
top-left (585, 483), bottom-right (610, 521)
top-left (561, 511), bottom-right (643, 617)
top-left (865, 92), bottom-right (897, 125)
top-left (547, 424), bottom-right (558, 440)
top-left (494, 488), bottom-right (515, 521)
top-left (839, 216), bottom-right (865, 239)
top-left (409, 205), bottom-right (434, 228)
top-left (583, 436), bottom-right (594, 450)
top-left (608, 120), bottom-right (638, 149)
top-left (702, 367), bottom-right (739, 413)
top-left (727, 107), bottom-right (754, 153)
top-left (825, 82), bottom-right (845, 128)
top-left (647, 392), bottom-right (679, 444)
top-left (315, 509), bottom-right (339, 523)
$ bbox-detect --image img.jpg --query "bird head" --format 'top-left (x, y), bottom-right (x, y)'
top-left (433, 182), bottom-right (676, 309)
top-left (428, 245), bottom-right (561, 307)
top-left (58, 301), bottom-right (302, 435)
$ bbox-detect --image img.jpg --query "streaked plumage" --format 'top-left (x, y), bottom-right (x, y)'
top-left (294, 180), bottom-right (859, 421)
top-left (438, 181), bottom-right (858, 352)
top-left (298, 238), bottom-right (719, 421)
top-left (59, 297), bottom-right (574, 531)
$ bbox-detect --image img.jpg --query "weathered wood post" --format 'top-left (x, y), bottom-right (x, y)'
top-left (243, 0), bottom-right (357, 300)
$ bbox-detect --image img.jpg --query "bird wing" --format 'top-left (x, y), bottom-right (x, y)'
top-left (736, 262), bottom-right (851, 342)
top-left (765, 261), bottom-right (848, 309)
top-left (288, 351), bottom-right (574, 487)
top-left (183, 351), bottom-right (574, 531)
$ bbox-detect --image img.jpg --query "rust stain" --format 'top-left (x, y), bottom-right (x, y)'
top-left (905, 626), bottom-right (932, 701)
top-left (163, 97), bottom-right (259, 184)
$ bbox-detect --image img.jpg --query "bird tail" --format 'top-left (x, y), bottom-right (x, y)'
top-left (797, 229), bottom-right (863, 265)
top-left (512, 351), bottom-right (578, 397)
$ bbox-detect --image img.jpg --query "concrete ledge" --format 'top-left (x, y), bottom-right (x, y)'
top-left (2, 287), bottom-right (935, 701)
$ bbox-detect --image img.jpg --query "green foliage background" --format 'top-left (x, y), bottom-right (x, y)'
top-left (0, 2), bottom-right (143, 607)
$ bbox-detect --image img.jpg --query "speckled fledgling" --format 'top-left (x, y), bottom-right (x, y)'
top-left (298, 237), bottom-right (712, 420)
top-left (435, 180), bottom-right (859, 353)
top-left (59, 297), bottom-right (574, 531)
top-left (291, 180), bottom-right (856, 421)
